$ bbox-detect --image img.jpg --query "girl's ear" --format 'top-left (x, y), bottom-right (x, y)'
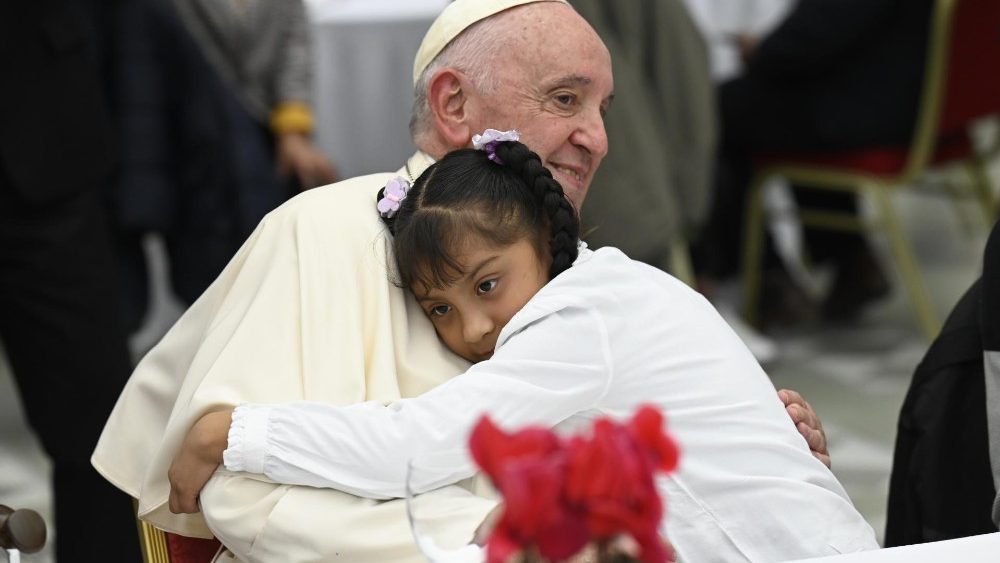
top-left (427, 68), bottom-right (474, 149)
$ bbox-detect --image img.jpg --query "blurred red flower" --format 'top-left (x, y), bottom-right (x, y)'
top-left (628, 407), bottom-right (680, 473)
top-left (469, 405), bottom-right (680, 563)
top-left (470, 417), bottom-right (588, 563)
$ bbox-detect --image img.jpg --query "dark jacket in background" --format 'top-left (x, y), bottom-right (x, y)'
top-left (111, 0), bottom-right (291, 327)
top-left (0, 0), bottom-right (116, 205)
top-left (0, 1), bottom-right (138, 559)
top-left (724, 0), bottom-right (934, 151)
top-left (886, 219), bottom-right (1000, 545)
top-left (885, 279), bottom-right (997, 545)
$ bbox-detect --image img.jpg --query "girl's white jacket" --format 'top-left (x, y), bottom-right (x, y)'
top-left (226, 246), bottom-right (878, 563)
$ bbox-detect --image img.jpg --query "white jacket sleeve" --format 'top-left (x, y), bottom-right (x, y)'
top-left (224, 304), bottom-right (614, 499)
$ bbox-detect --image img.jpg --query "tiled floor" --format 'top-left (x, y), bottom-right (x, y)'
top-left (0, 180), bottom-right (993, 561)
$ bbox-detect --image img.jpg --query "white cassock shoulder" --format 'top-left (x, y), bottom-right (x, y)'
top-left (91, 168), bottom-right (472, 543)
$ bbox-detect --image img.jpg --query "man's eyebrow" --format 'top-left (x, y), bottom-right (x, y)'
top-left (547, 74), bottom-right (592, 89)
top-left (545, 76), bottom-right (614, 106)
top-left (414, 255), bottom-right (501, 302)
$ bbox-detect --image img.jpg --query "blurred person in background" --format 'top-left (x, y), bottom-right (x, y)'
top-left (170, 0), bottom-right (337, 191)
top-left (0, 0), bottom-right (139, 559)
top-left (110, 0), bottom-right (336, 336)
top-left (570, 0), bottom-right (715, 276)
top-left (571, 0), bottom-right (782, 363)
top-left (694, 0), bottom-right (935, 327)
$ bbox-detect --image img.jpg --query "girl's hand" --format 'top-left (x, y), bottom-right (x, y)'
top-left (167, 408), bottom-right (235, 514)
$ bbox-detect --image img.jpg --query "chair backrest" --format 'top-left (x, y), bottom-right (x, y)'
top-left (937, 0), bottom-right (1000, 135)
top-left (907, 0), bottom-right (1000, 176)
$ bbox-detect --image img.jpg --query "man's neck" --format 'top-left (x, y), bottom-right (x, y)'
top-left (416, 135), bottom-right (465, 162)
top-left (400, 151), bottom-right (436, 183)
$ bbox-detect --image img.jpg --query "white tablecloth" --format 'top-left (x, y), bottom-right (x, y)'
top-left (787, 533), bottom-right (1000, 562)
top-left (307, 0), bottom-right (449, 179)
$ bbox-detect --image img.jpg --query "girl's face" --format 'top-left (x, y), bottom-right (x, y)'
top-left (412, 237), bottom-right (549, 363)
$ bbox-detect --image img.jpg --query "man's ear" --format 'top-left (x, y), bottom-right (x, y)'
top-left (427, 69), bottom-right (474, 149)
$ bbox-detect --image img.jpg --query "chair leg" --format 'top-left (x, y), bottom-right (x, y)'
top-left (942, 176), bottom-right (979, 237)
top-left (135, 497), bottom-right (170, 563)
top-left (868, 184), bottom-right (941, 340)
top-left (138, 519), bottom-right (171, 563)
top-left (965, 158), bottom-right (997, 225)
top-left (668, 236), bottom-right (695, 287)
top-left (741, 175), bottom-right (769, 327)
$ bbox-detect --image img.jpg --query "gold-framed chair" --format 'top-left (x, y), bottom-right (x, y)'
top-left (741, 0), bottom-right (1000, 340)
top-left (136, 509), bottom-right (222, 563)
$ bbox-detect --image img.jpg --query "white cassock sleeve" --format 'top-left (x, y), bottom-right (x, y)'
top-left (223, 304), bottom-right (614, 499)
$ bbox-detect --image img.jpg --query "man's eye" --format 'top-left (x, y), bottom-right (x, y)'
top-left (477, 279), bottom-right (498, 294)
top-left (429, 304), bottom-right (451, 317)
top-left (554, 93), bottom-right (576, 106)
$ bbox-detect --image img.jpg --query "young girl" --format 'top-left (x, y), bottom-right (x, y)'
top-left (171, 132), bottom-right (877, 561)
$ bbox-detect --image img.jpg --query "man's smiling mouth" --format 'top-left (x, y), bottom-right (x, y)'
top-left (550, 163), bottom-right (583, 182)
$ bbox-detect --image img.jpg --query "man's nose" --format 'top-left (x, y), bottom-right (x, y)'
top-left (462, 311), bottom-right (495, 344)
top-left (571, 106), bottom-right (608, 160)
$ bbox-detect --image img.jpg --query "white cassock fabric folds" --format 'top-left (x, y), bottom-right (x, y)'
top-left (91, 152), bottom-right (497, 561)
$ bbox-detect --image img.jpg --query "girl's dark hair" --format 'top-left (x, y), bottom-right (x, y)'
top-left (377, 141), bottom-right (579, 290)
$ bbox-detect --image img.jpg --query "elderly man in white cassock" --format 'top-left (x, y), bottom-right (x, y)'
top-left (92, 0), bottom-right (830, 561)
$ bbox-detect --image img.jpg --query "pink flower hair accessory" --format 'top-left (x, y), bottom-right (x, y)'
top-left (472, 129), bottom-right (520, 164)
top-left (377, 176), bottom-right (410, 218)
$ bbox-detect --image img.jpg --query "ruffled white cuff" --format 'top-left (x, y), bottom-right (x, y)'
top-left (222, 404), bottom-right (274, 475)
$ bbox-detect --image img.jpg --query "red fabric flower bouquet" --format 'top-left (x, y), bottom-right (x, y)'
top-left (469, 406), bottom-right (680, 563)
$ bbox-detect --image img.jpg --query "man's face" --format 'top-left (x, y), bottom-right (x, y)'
top-left (469, 5), bottom-right (613, 210)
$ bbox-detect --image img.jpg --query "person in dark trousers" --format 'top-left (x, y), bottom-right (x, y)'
top-left (696, 0), bottom-right (935, 325)
top-left (0, 0), bottom-right (139, 559)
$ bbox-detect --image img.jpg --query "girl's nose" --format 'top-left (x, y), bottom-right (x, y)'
top-left (463, 311), bottom-right (495, 344)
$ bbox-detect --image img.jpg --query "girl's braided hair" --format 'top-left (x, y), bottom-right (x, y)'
top-left (378, 140), bottom-right (579, 290)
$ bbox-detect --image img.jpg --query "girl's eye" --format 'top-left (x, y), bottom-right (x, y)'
top-left (477, 279), bottom-right (498, 295)
top-left (429, 304), bottom-right (451, 317)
